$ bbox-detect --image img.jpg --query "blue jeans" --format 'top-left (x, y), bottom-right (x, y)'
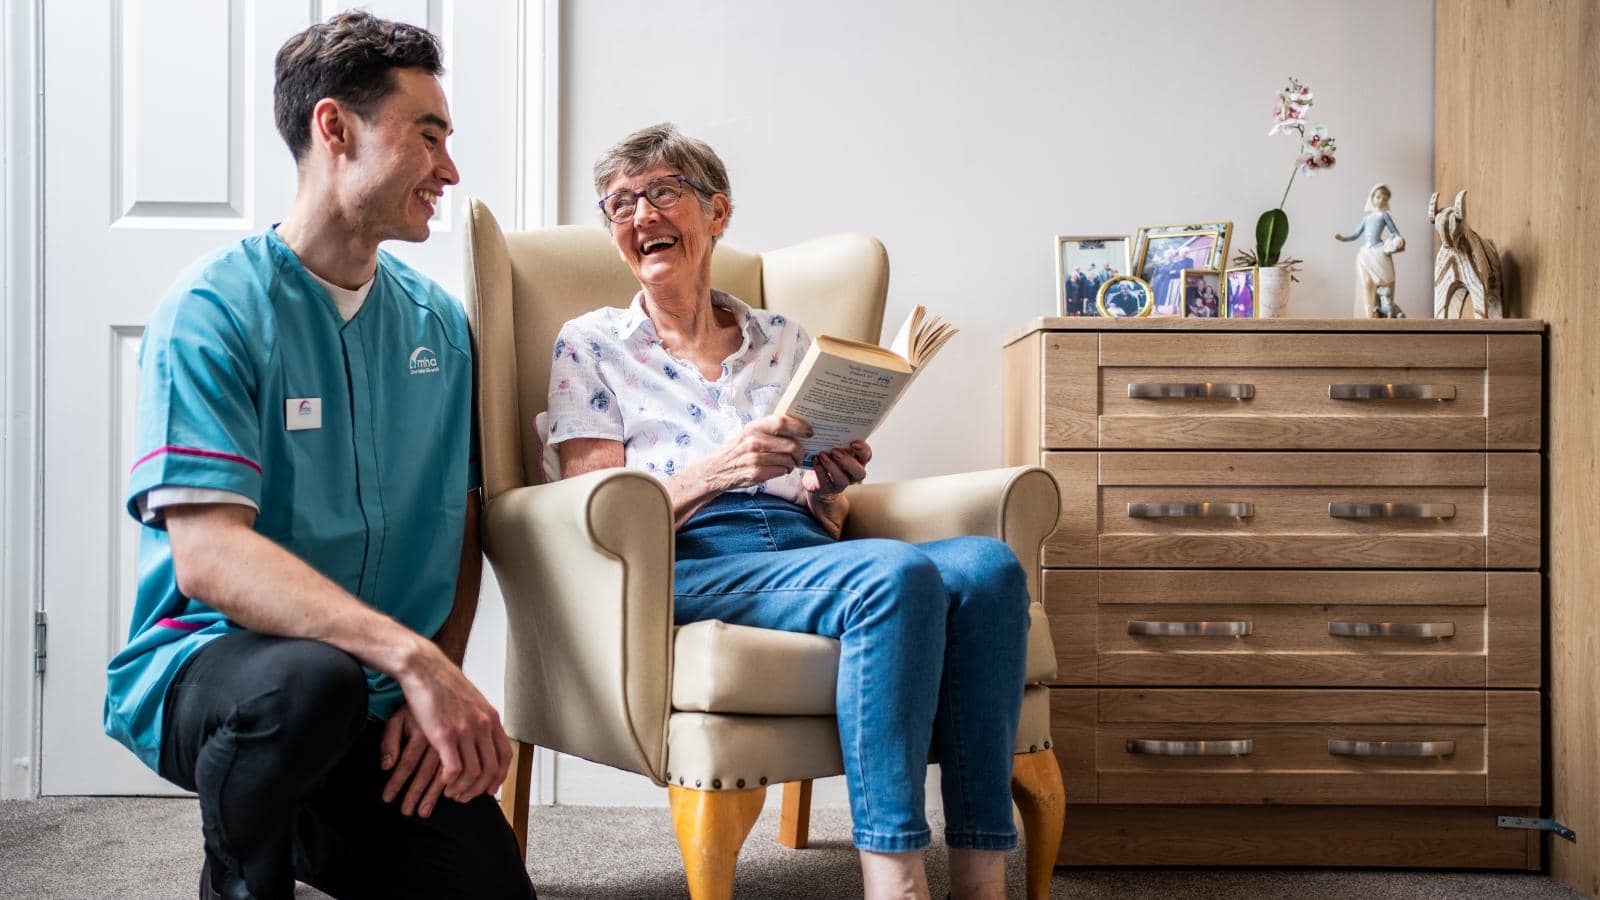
top-left (674, 492), bottom-right (1030, 852)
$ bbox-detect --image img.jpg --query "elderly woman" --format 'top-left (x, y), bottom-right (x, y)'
top-left (546, 124), bottom-right (1028, 900)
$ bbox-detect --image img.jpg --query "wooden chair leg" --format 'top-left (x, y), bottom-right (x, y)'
top-left (668, 784), bottom-right (768, 900)
top-left (499, 739), bottom-right (533, 857)
top-left (777, 779), bottom-right (813, 849)
top-left (1010, 749), bottom-right (1065, 900)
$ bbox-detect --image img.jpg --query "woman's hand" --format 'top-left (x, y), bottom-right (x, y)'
top-left (696, 414), bottom-right (811, 494)
top-left (662, 414), bottom-right (810, 528)
top-left (802, 441), bottom-right (871, 539)
top-left (802, 440), bottom-right (870, 496)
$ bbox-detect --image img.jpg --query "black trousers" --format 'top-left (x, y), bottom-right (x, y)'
top-left (159, 630), bottom-right (535, 900)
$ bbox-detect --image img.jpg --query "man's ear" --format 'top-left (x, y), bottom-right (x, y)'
top-left (311, 97), bottom-right (351, 157)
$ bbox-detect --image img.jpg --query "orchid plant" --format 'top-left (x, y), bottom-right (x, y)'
top-left (1254, 77), bottom-right (1338, 267)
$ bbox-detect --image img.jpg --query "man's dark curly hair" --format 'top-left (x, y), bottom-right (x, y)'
top-left (273, 10), bottom-right (443, 162)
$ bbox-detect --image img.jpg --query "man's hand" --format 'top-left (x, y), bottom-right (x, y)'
top-left (393, 641), bottom-right (513, 807)
top-left (380, 705), bottom-right (450, 817)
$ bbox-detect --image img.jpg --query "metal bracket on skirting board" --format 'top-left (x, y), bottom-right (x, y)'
top-left (1497, 815), bottom-right (1577, 843)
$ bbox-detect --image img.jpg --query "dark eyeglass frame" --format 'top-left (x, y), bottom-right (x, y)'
top-left (596, 174), bottom-right (712, 223)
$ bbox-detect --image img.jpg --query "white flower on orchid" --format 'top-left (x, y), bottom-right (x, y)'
top-left (1257, 76), bottom-right (1343, 266)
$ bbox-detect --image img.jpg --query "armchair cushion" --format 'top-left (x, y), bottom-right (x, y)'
top-left (672, 621), bottom-right (839, 716)
top-left (672, 603), bottom-right (1053, 717)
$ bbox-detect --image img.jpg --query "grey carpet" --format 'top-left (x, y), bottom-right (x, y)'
top-left (0, 798), bottom-right (1582, 899)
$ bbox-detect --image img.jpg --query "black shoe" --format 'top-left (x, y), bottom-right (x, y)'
top-left (198, 851), bottom-right (222, 900)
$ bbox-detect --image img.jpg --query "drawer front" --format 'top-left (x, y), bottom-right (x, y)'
top-left (1042, 451), bottom-right (1539, 569)
top-left (1036, 332), bottom-right (1540, 451)
top-left (1046, 570), bottom-right (1540, 688)
top-left (1050, 688), bottom-right (1539, 806)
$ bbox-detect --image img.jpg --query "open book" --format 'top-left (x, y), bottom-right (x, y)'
top-left (772, 305), bottom-right (957, 466)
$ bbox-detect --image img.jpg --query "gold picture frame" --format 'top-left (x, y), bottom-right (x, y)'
top-left (1225, 266), bottom-right (1260, 318)
top-left (1132, 225), bottom-right (1231, 282)
top-left (1054, 234), bottom-right (1131, 316)
top-left (1096, 275), bottom-right (1154, 318)
top-left (1135, 221), bottom-right (1233, 269)
top-left (1180, 268), bottom-right (1223, 318)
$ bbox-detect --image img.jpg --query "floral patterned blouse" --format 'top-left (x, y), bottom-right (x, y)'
top-left (546, 289), bottom-right (811, 504)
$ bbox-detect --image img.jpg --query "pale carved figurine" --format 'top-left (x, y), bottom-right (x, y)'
top-left (1335, 183), bottom-right (1407, 317)
top-left (1429, 189), bottom-right (1503, 318)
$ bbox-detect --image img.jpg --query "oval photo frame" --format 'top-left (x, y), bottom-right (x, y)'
top-left (1096, 275), bottom-right (1154, 318)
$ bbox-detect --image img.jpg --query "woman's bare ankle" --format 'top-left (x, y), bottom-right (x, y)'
top-left (947, 848), bottom-right (1006, 900)
top-left (859, 849), bottom-right (930, 900)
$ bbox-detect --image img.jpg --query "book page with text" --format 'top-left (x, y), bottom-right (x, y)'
top-left (773, 343), bottom-right (913, 465)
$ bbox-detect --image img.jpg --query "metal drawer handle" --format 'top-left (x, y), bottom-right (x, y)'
top-left (1126, 739), bottom-right (1253, 757)
top-left (1129, 620), bottom-right (1253, 637)
top-left (1329, 622), bottom-right (1456, 639)
top-left (1128, 382), bottom-right (1256, 400)
top-left (1328, 739), bottom-right (1456, 758)
top-left (1328, 502), bottom-right (1456, 519)
top-left (1128, 501), bottom-right (1255, 519)
top-left (1328, 383), bottom-right (1457, 401)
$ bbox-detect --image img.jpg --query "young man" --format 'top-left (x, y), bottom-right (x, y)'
top-left (104, 12), bottom-right (535, 899)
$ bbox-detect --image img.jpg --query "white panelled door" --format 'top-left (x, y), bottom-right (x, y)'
top-left (41, 0), bottom-right (523, 794)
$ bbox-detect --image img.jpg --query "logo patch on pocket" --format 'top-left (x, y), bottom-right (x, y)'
top-left (285, 397), bottom-right (322, 431)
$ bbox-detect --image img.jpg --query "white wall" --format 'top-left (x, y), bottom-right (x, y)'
top-left (560, 0), bottom-right (1435, 479)
top-left (545, 0), bottom-right (1436, 806)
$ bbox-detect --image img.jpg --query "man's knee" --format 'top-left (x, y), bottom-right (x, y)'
top-left (227, 637), bottom-right (368, 754)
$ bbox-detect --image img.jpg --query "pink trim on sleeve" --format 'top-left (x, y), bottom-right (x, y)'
top-left (155, 617), bottom-right (206, 632)
top-left (131, 445), bottom-right (263, 476)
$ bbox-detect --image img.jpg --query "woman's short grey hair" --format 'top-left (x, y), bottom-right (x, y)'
top-left (593, 123), bottom-right (733, 229)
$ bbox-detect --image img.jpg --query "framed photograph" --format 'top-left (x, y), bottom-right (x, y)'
top-left (1133, 228), bottom-right (1227, 317)
top-left (1054, 235), bottom-right (1131, 316)
top-left (1138, 221), bottom-right (1234, 267)
top-left (1096, 275), bottom-right (1154, 318)
top-left (1181, 268), bottom-right (1222, 318)
top-left (1225, 266), bottom-right (1260, 318)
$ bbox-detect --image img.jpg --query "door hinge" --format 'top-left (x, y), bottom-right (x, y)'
top-left (32, 611), bottom-right (46, 674)
top-left (1498, 815), bottom-right (1577, 843)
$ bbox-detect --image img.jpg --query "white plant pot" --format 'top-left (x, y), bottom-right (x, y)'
top-left (1259, 265), bottom-right (1293, 317)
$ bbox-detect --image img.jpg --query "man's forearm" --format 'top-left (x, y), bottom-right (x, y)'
top-left (165, 504), bottom-right (430, 678)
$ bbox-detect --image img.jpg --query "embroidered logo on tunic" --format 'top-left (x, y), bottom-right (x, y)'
top-left (408, 346), bottom-right (441, 376)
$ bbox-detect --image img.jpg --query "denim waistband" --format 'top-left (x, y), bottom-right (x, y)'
top-left (676, 491), bottom-right (831, 560)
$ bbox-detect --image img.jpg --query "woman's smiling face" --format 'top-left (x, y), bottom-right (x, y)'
top-left (604, 164), bottom-right (728, 292)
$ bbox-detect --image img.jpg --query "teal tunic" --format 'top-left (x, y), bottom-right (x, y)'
top-left (106, 227), bottom-right (478, 771)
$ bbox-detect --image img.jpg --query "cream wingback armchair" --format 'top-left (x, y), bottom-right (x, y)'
top-left (462, 198), bottom-right (1065, 900)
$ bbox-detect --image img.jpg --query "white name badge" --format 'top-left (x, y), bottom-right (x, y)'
top-left (285, 397), bottom-right (322, 431)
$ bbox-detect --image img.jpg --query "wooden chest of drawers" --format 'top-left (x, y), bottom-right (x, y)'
top-left (1003, 318), bottom-right (1545, 869)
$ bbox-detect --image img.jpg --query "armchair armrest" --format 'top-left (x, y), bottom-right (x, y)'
top-left (843, 466), bottom-right (1061, 661)
top-left (481, 468), bottom-right (675, 783)
top-left (842, 466), bottom-right (1060, 554)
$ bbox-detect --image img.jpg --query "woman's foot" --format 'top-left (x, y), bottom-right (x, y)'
top-left (860, 849), bottom-right (930, 900)
top-left (947, 848), bottom-right (1006, 900)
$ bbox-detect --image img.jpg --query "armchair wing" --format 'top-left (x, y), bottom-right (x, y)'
top-left (482, 468), bottom-right (676, 783)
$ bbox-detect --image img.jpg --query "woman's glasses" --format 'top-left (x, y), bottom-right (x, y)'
top-left (598, 174), bottom-right (709, 223)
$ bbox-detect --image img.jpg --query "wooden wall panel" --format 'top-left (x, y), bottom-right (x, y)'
top-left (1437, 1), bottom-right (1599, 893)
